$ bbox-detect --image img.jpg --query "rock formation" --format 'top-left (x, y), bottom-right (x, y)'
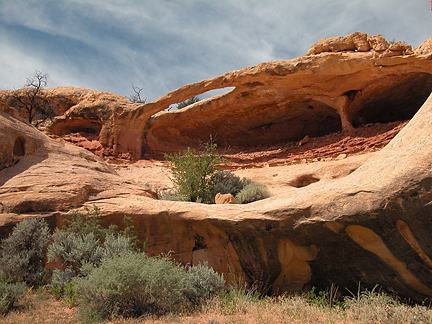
top-left (2, 91), bottom-right (432, 300)
top-left (2, 33), bottom-right (431, 160)
top-left (215, 193), bottom-right (236, 204)
top-left (2, 34), bottom-right (432, 301)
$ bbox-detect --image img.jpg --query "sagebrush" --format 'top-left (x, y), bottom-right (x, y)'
top-left (235, 181), bottom-right (271, 204)
top-left (0, 217), bottom-right (50, 286)
top-left (74, 252), bottom-right (225, 321)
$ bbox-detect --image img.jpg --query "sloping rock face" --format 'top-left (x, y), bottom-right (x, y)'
top-left (2, 33), bottom-right (431, 160)
top-left (0, 105), bottom-right (155, 230)
top-left (2, 91), bottom-right (432, 301)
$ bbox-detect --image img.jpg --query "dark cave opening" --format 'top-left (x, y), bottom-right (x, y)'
top-left (351, 73), bottom-right (432, 127)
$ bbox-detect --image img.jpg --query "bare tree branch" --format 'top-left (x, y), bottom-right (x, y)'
top-left (126, 83), bottom-right (147, 103)
top-left (6, 70), bottom-right (54, 126)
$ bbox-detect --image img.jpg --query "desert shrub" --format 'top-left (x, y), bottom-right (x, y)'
top-left (48, 231), bottom-right (101, 274)
top-left (212, 170), bottom-right (251, 197)
top-left (0, 282), bottom-right (27, 315)
top-left (74, 252), bottom-right (189, 321)
top-left (157, 190), bottom-right (185, 201)
top-left (49, 206), bottom-right (141, 298)
top-left (63, 205), bottom-right (107, 240)
top-left (48, 232), bottom-right (132, 293)
top-left (235, 181), bottom-right (271, 204)
top-left (74, 253), bottom-right (225, 322)
top-left (176, 96), bottom-right (200, 109)
top-left (0, 217), bottom-right (50, 286)
top-left (65, 206), bottom-right (142, 251)
top-left (186, 262), bottom-right (225, 303)
top-left (165, 140), bottom-right (227, 203)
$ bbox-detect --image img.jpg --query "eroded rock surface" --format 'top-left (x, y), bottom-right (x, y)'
top-left (0, 105), bottom-right (155, 230)
top-left (2, 91), bottom-right (432, 301)
top-left (1, 34), bottom-right (431, 160)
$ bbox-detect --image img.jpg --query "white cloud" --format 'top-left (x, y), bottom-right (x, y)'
top-left (0, 0), bottom-right (431, 100)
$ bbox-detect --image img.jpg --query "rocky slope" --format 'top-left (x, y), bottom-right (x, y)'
top-left (1, 33), bottom-right (432, 301)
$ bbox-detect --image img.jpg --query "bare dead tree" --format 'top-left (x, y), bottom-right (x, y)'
top-left (7, 70), bottom-right (54, 126)
top-left (126, 83), bottom-right (147, 103)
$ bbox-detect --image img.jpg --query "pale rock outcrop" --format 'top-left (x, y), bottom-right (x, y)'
top-left (415, 37), bottom-right (432, 55)
top-left (0, 105), bottom-right (155, 224)
top-left (306, 32), bottom-right (414, 56)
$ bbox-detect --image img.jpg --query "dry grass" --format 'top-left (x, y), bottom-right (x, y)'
top-left (1, 287), bottom-right (432, 324)
top-left (0, 288), bottom-right (78, 324)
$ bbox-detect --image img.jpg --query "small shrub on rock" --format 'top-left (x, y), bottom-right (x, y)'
top-left (235, 182), bottom-right (271, 204)
top-left (165, 140), bottom-right (226, 203)
top-left (0, 217), bottom-right (50, 286)
top-left (212, 171), bottom-right (251, 198)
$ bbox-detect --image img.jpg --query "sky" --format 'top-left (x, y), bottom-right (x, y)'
top-left (0, 0), bottom-right (431, 102)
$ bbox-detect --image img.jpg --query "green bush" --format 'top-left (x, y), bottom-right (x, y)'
top-left (74, 253), bottom-right (225, 322)
top-left (63, 205), bottom-right (107, 240)
top-left (165, 140), bottom-right (227, 203)
top-left (48, 232), bottom-right (132, 293)
top-left (0, 282), bottom-right (27, 315)
top-left (186, 262), bottom-right (225, 303)
top-left (74, 252), bottom-right (189, 321)
top-left (235, 182), bottom-right (271, 204)
top-left (212, 170), bottom-right (251, 197)
top-left (0, 217), bottom-right (50, 286)
top-left (48, 231), bottom-right (101, 274)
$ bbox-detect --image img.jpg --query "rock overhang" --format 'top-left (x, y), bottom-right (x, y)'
top-left (144, 50), bottom-right (432, 154)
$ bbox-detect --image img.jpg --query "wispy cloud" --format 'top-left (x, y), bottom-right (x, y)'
top-left (0, 0), bottom-right (431, 101)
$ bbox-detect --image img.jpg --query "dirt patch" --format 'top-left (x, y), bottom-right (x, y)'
top-left (221, 120), bottom-right (407, 168)
top-left (54, 120), bottom-right (407, 171)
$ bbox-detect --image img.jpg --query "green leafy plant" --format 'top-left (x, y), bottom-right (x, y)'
top-left (48, 206), bottom-right (138, 297)
top-left (235, 181), bottom-right (271, 204)
top-left (62, 205), bottom-right (107, 240)
top-left (165, 139), bottom-right (227, 203)
top-left (48, 232), bottom-right (133, 295)
top-left (74, 253), bottom-right (225, 322)
top-left (0, 217), bottom-right (51, 286)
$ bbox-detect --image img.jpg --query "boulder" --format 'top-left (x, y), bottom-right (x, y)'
top-left (215, 193), bottom-right (236, 204)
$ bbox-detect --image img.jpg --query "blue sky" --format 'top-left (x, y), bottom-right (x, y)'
top-left (1, 0), bottom-right (431, 102)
